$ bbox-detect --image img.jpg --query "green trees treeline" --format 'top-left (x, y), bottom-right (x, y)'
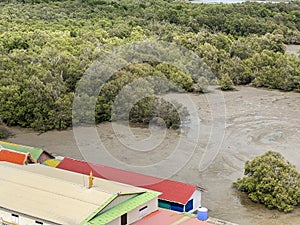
top-left (0, 0), bottom-right (300, 130)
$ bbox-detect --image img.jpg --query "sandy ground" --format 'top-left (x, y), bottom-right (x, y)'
top-left (286, 45), bottom-right (300, 57)
top-left (3, 86), bottom-right (300, 225)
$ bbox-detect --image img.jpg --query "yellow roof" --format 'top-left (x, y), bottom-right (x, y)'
top-left (0, 162), bottom-right (145, 224)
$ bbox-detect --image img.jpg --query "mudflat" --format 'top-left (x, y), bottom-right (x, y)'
top-left (4, 86), bottom-right (300, 225)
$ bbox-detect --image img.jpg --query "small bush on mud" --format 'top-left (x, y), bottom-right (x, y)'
top-left (218, 74), bottom-right (235, 91)
top-left (233, 151), bottom-right (300, 212)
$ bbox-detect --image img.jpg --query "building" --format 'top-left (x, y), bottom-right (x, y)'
top-left (41, 158), bottom-right (61, 167)
top-left (57, 157), bottom-right (203, 213)
top-left (0, 162), bottom-right (160, 225)
top-left (0, 149), bottom-right (34, 165)
top-left (132, 209), bottom-right (214, 225)
top-left (0, 141), bottom-right (52, 163)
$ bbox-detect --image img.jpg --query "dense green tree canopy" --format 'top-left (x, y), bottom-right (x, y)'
top-left (234, 151), bottom-right (300, 212)
top-left (0, 0), bottom-right (299, 130)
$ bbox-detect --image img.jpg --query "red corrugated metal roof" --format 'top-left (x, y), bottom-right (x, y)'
top-left (0, 149), bottom-right (28, 165)
top-left (132, 209), bottom-right (214, 225)
top-left (143, 179), bottom-right (197, 204)
top-left (57, 157), bottom-right (197, 205)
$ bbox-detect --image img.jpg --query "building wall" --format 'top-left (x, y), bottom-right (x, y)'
top-left (158, 200), bottom-right (171, 210)
top-left (170, 202), bottom-right (184, 212)
top-left (191, 189), bottom-right (202, 211)
top-left (0, 207), bottom-right (58, 225)
top-left (107, 197), bottom-right (158, 225)
top-left (158, 190), bottom-right (201, 213)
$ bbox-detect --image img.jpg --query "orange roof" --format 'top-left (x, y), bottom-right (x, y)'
top-left (0, 149), bottom-right (28, 165)
top-left (132, 209), bottom-right (214, 225)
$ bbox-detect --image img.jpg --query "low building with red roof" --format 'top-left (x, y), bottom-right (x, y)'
top-left (57, 157), bottom-right (204, 213)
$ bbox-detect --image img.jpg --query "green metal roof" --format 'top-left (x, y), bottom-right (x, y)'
top-left (79, 194), bottom-right (119, 225)
top-left (0, 141), bottom-right (44, 161)
top-left (86, 191), bottom-right (160, 225)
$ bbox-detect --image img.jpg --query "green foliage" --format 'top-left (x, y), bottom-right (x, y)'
top-left (193, 77), bottom-right (209, 93)
top-left (155, 63), bottom-right (193, 91)
top-left (218, 74), bottom-right (235, 91)
top-left (0, 0), bottom-right (300, 131)
top-left (129, 97), bottom-right (189, 129)
top-left (234, 151), bottom-right (300, 212)
top-left (230, 34), bottom-right (285, 60)
top-left (243, 50), bottom-right (300, 91)
top-left (96, 63), bottom-right (191, 128)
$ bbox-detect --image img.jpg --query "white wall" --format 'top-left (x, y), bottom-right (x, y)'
top-left (107, 197), bottom-right (158, 225)
top-left (0, 207), bottom-right (57, 225)
top-left (0, 197), bottom-right (158, 225)
top-left (185, 189), bottom-right (201, 212)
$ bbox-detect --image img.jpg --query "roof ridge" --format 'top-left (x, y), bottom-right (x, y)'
top-left (63, 157), bottom-right (197, 187)
top-left (57, 158), bottom-right (199, 204)
top-left (0, 163), bottom-right (112, 207)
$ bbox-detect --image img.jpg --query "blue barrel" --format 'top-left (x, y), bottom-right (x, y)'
top-left (197, 207), bottom-right (208, 220)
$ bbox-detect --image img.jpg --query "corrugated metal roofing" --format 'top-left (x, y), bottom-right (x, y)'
top-left (0, 162), bottom-right (113, 225)
top-left (57, 157), bottom-right (197, 205)
top-left (143, 180), bottom-right (197, 205)
top-left (0, 162), bottom-right (157, 225)
top-left (88, 192), bottom-right (159, 225)
top-left (0, 141), bottom-right (44, 161)
top-left (0, 149), bottom-right (28, 165)
top-left (132, 209), bottom-right (214, 225)
top-left (5, 163), bottom-right (148, 197)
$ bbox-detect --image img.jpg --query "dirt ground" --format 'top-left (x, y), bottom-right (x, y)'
top-left (286, 45), bottom-right (300, 57)
top-left (3, 86), bottom-right (300, 225)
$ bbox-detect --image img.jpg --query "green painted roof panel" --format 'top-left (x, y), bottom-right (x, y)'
top-left (88, 191), bottom-right (160, 225)
top-left (0, 141), bottom-right (44, 161)
top-left (79, 194), bottom-right (119, 225)
top-left (41, 159), bottom-right (61, 167)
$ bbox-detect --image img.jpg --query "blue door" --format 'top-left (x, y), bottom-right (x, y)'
top-left (185, 198), bottom-right (193, 212)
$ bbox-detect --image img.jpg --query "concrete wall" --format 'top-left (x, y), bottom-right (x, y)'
top-left (107, 197), bottom-right (158, 225)
top-left (0, 207), bottom-right (58, 225)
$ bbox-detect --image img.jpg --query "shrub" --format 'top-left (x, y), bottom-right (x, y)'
top-left (234, 151), bottom-right (300, 212)
top-left (218, 74), bottom-right (235, 91)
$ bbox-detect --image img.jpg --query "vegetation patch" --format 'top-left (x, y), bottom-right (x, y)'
top-left (234, 151), bottom-right (300, 212)
top-left (0, 0), bottom-right (299, 130)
